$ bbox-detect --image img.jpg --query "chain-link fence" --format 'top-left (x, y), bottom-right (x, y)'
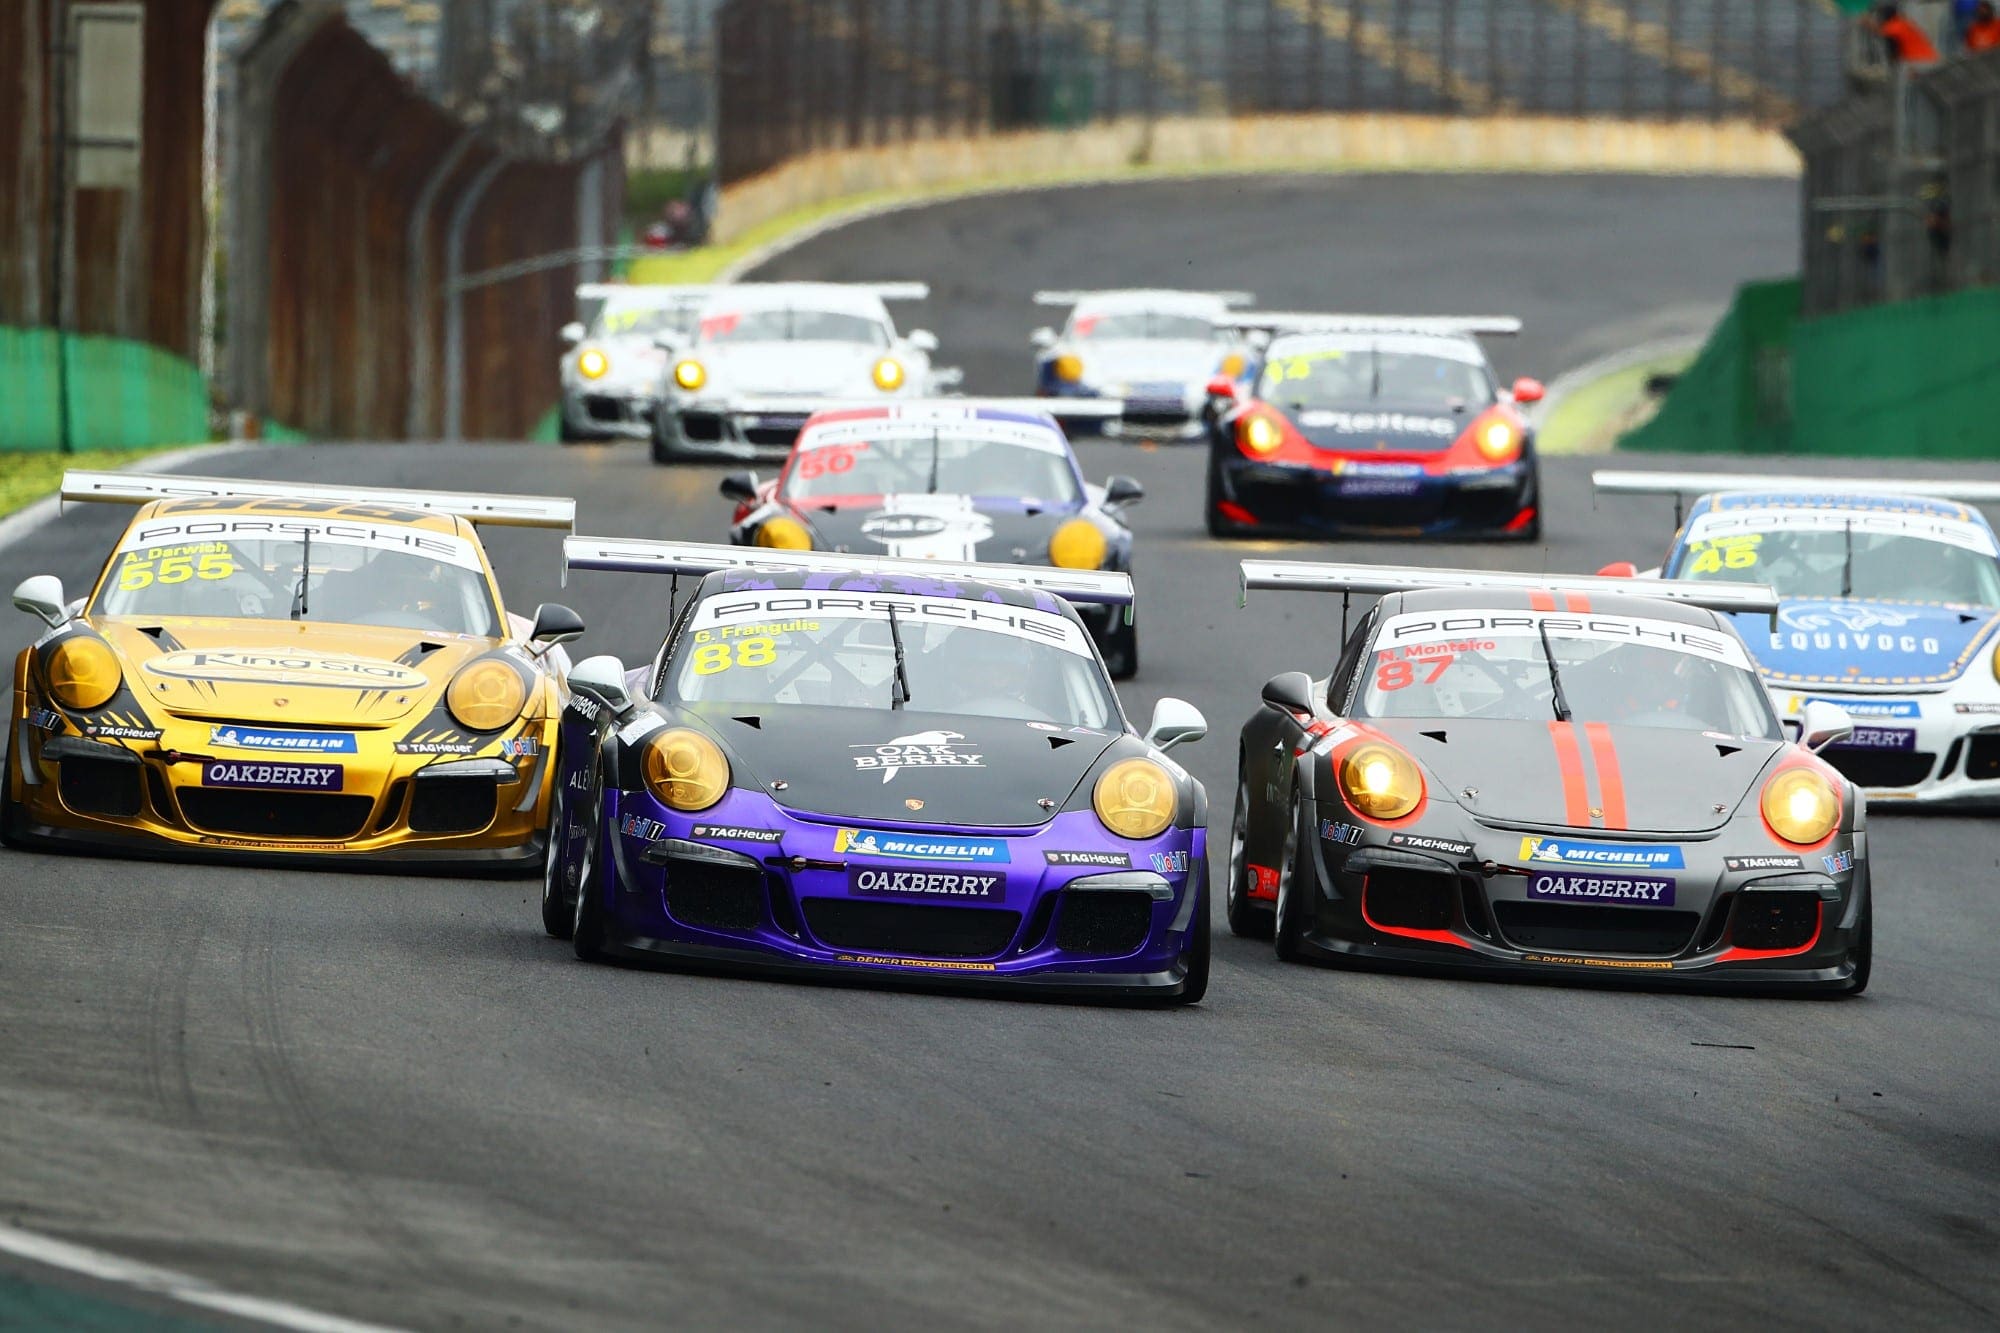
top-left (714, 0), bottom-right (1850, 184)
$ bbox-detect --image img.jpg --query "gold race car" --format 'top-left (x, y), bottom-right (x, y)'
top-left (2, 473), bottom-right (583, 871)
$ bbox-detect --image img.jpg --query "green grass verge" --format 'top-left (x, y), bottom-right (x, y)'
top-left (0, 446), bottom-right (202, 519)
top-left (1538, 350), bottom-right (1695, 456)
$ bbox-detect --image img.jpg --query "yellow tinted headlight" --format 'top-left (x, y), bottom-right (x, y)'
top-left (1220, 351), bottom-right (1247, 379)
top-left (1991, 640), bottom-right (2000, 683)
top-left (1049, 518), bottom-right (1107, 570)
top-left (1094, 758), bottom-right (1177, 840)
top-left (755, 516), bottom-right (813, 550)
top-left (1761, 767), bottom-right (1840, 846)
top-left (673, 359), bottom-right (706, 391)
top-left (577, 349), bottom-right (609, 380)
top-left (446, 660), bottom-right (528, 732)
top-left (46, 637), bottom-right (120, 711)
top-left (872, 357), bottom-right (906, 392)
top-left (644, 728), bottom-right (729, 811)
top-left (1054, 354), bottom-right (1084, 384)
top-left (1338, 743), bottom-right (1424, 822)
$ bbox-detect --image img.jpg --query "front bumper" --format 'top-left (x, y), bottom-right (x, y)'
top-left (1295, 806), bottom-right (1866, 991)
top-left (1213, 455), bottom-right (1536, 537)
top-left (1042, 386), bottom-right (1206, 442)
top-left (562, 385), bottom-right (656, 440)
top-left (8, 712), bottom-right (556, 874)
top-left (1773, 689), bottom-right (2000, 808)
top-left (583, 787), bottom-right (1204, 998)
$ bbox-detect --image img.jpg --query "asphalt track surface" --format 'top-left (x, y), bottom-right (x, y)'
top-left (3, 175), bottom-right (1998, 1331)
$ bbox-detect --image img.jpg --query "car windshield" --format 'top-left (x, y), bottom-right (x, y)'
top-left (93, 521), bottom-right (500, 636)
top-left (698, 308), bottom-right (889, 347)
top-left (782, 425), bottom-right (1081, 503)
top-left (1073, 311), bottom-right (1219, 341)
top-left (1675, 513), bottom-right (2000, 606)
top-left (1259, 347), bottom-right (1493, 410)
top-left (595, 303), bottom-right (696, 340)
top-left (1354, 611), bottom-right (1778, 737)
top-left (666, 592), bottom-right (1118, 728)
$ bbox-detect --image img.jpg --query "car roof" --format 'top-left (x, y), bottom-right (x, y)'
top-left (1380, 586), bottom-right (1722, 630)
top-left (138, 496), bottom-right (473, 538)
top-left (1690, 490), bottom-right (1991, 526)
top-left (705, 568), bottom-right (1073, 619)
top-left (697, 283), bottom-right (891, 320)
top-left (1265, 330), bottom-right (1486, 363)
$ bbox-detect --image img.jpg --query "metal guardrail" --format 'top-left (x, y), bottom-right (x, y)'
top-left (713, 0), bottom-right (1849, 185)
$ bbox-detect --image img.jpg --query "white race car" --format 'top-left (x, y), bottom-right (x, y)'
top-left (558, 284), bottom-right (707, 444)
top-left (1597, 470), bottom-right (2000, 808)
top-left (1031, 289), bottom-right (1256, 441)
top-left (651, 283), bottom-right (956, 464)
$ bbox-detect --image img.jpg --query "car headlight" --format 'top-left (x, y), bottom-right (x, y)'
top-left (446, 659), bottom-right (528, 732)
top-left (1475, 418), bottom-right (1520, 463)
top-left (1241, 414), bottom-right (1282, 457)
top-left (1094, 758), bottom-right (1177, 840)
top-left (1761, 767), bottom-right (1840, 846)
top-left (45, 637), bottom-right (121, 711)
top-left (1220, 352), bottom-right (1247, 379)
top-left (1054, 354), bottom-right (1084, 384)
top-left (1990, 639), bottom-right (2000, 683)
top-left (577, 349), bottom-right (609, 381)
top-left (1049, 518), bottom-right (1106, 570)
top-left (755, 516), bottom-right (813, 550)
top-left (872, 357), bottom-right (906, 392)
top-left (1338, 743), bottom-right (1424, 822)
top-left (644, 728), bottom-right (729, 811)
top-left (673, 359), bottom-right (706, 391)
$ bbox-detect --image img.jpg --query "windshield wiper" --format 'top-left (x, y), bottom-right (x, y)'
top-left (926, 429), bottom-right (942, 495)
top-left (1841, 518), bottom-right (1854, 598)
top-left (289, 528), bottom-right (311, 621)
top-left (1538, 617), bottom-right (1572, 723)
top-left (887, 605), bottom-right (911, 710)
top-left (1369, 341), bottom-right (1382, 400)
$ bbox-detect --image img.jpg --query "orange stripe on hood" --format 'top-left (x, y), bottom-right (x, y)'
top-left (1583, 721), bottom-right (1627, 830)
top-left (1548, 721), bottom-right (1590, 826)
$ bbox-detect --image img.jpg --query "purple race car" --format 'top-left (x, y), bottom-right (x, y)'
top-left (540, 539), bottom-right (1212, 1004)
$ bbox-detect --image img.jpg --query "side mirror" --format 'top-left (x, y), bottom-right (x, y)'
top-left (1596, 561), bottom-right (1639, 579)
top-left (1799, 701), bottom-right (1854, 753)
top-left (13, 575), bottom-right (68, 628)
top-left (569, 654), bottom-right (633, 717)
top-left (560, 322), bottom-right (586, 347)
top-left (1261, 671), bottom-right (1316, 717)
top-left (1204, 377), bottom-right (1237, 403)
top-left (1511, 376), bottom-right (1546, 405)
top-left (1143, 697), bottom-right (1207, 753)
top-left (1030, 327), bottom-right (1059, 351)
top-left (529, 602), bottom-right (586, 646)
top-left (719, 471), bottom-right (760, 504)
top-left (907, 329), bottom-right (940, 354)
top-left (1102, 475), bottom-right (1145, 509)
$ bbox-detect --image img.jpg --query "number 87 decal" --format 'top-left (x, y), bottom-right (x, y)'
top-left (1375, 655), bottom-right (1454, 692)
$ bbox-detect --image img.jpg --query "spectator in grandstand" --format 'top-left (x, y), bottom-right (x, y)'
top-left (1966, 1), bottom-right (2000, 51)
top-left (1868, 3), bottom-right (1941, 63)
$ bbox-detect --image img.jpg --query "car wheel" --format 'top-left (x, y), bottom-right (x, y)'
top-left (1843, 894), bottom-right (1872, 996)
top-left (558, 417), bottom-right (587, 445)
top-left (1099, 614), bottom-right (1139, 681)
top-left (540, 784), bottom-right (575, 940)
top-left (1175, 863), bottom-right (1211, 1006)
top-left (571, 776), bottom-right (610, 962)
top-left (650, 422), bottom-right (677, 465)
top-left (1203, 456), bottom-right (1236, 539)
top-left (1225, 765), bottom-right (1274, 939)
top-left (0, 721), bottom-right (24, 850)
top-left (1273, 797), bottom-right (1309, 962)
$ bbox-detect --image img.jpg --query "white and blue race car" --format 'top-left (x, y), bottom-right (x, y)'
top-left (1031, 290), bottom-right (1256, 441)
top-left (1597, 471), bottom-right (2000, 807)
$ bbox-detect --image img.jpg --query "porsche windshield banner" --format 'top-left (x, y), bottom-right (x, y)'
top-left (690, 589), bottom-right (1095, 658)
top-left (1377, 610), bottom-right (1754, 670)
top-left (1687, 507), bottom-right (1999, 555)
top-left (115, 516), bottom-right (483, 571)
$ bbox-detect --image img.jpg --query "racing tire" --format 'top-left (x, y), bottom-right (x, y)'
top-left (1175, 867), bottom-right (1211, 1006)
top-left (571, 775), bottom-right (611, 962)
top-left (558, 417), bottom-right (590, 445)
top-left (650, 421), bottom-right (678, 466)
top-left (1841, 895), bottom-right (1872, 996)
top-left (1203, 456), bottom-right (1238, 540)
top-left (540, 784), bottom-right (575, 940)
top-left (1272, 799), bottom-right (1309, 963)
top-left (0, 722), bottom-right (24, 850)
top-left (1224, 765), bottom-right (1274, 939)
top-left (1099, 614), bottom-right (1139, 682)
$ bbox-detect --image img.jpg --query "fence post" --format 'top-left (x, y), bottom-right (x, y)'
top-left (442, 155), bottom-right (505, 444)
top-left (405, 129), bottom-right (475, 440)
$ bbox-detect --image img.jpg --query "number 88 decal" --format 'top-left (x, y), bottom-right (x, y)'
top-left (691, 637), bottom-right (778, 675)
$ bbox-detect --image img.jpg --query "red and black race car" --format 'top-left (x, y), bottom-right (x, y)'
top-left (1202, 315), bottom-right (1544, 542)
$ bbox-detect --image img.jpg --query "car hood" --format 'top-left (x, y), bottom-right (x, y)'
top-left (1076, 339), bottom-right (1227, 389)
top-left (99, 617), bottom-right (495, 726)
top-left (1279, 399), bottom-right (1469, 455)
top-left (1371, 717), bottom-right (1785, 834)
top-left (695, 342), bottom-right (886, 396)
top-left (788, 494), bottom-right (1088, 563)
top-left (1728, 599), bottom-right (2000, 688)
top-left (691, 704), bottom-right (1119, 829)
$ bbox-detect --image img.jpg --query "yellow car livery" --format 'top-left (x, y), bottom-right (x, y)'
top-left (3, 472), bottom-right (581, 871)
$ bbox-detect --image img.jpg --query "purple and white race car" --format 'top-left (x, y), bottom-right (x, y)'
top-left (540, 539), bottom-right (1211, 1004)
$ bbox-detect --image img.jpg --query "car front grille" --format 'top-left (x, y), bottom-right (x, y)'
top-left (1052, 889), bottom-right (1153, 956)
top-left (178, 789), bottom-right (374, 841)
top-left (1731, 892), bottom-right (1821, 952)
top-left (1821, 747), bottom-right (1934, 788)
top-left (408, 776), bottom-right (498, 834)
top-left (1364, 868), bottom-right (1457, 931)
top-left (1963, 733), bottom-right (2000, 782)
top-left (664, 861), bottom-right (768, 931)
top-left (57, 756), bottom-right (143, 818)
top-left (1492, 901), bottom-right (1700, 957)
top-left (802, 899), bottom-right (1020, 959)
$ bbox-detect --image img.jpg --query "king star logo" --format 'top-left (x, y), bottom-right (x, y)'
top-left (1782, 604), bottom-right (1918, 634)
top-left (851, 730), bottom-right (983, 784)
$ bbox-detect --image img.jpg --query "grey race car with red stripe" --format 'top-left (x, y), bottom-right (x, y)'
top-left (1224, 562), bottom-right (1872, 993)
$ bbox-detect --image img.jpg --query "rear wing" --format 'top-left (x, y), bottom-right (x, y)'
top-left (704, 396), bottom-right (1126, 427)
top-left (575, 283), bottom-right (713, 304)
top-left (1238, 559), bottom-right (1778, 615)
top-left (61, 472), bottom-right (575, 531)
top-left (1033, 289), bottom-right (1256, 308)
top-left (565, 537), bottom-right (1134, 608)
top-left (1593, 470), bottom-right (2000, 504)
top-left (1226, 313), bottom-right (1522, 338)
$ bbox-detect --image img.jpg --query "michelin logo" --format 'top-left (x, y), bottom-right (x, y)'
top-left (1518, 836), bottom-right (1685, 871)
top-left (210, 725), bottom-right (357, 755)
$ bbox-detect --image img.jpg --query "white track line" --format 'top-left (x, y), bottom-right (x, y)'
top-left (0, 1223), bottom-right (408, 1333)
top-left (0, 442), bottom-right (263, 554)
